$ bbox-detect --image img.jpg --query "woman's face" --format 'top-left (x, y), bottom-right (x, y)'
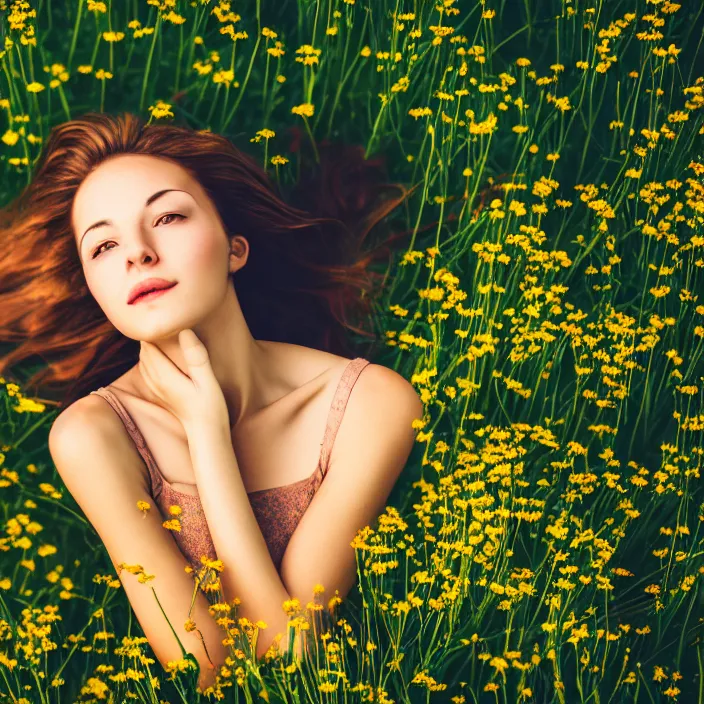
top-left (71, 154), bottom-right (245, 342)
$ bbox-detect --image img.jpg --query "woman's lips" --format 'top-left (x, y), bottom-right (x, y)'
top-left (132, 283), bottom-right (178, 304)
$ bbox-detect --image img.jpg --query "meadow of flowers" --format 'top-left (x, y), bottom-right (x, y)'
top-left (1, 0), bottom-right (703, 701)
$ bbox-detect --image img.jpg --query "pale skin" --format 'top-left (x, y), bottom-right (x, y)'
top-left (47, 154), bottom-right (423, 691)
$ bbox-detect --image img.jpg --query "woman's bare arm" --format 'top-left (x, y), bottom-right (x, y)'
top-left (48, 396), bottom-right (229, 691)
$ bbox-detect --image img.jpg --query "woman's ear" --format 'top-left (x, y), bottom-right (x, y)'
top-left (228, 235), bottom-right (249, 274)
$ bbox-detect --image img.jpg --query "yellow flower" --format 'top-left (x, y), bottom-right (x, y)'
top-left (162, 518), bottom-right (181, 532)
top-left (291, 103), bottom-right (314, 117)
top-left (2, 130), bottom-right (20, 146)
top-left (102, 31), bottom-right (125, 42)
top-left (148, 100), bottom-right (174, 119)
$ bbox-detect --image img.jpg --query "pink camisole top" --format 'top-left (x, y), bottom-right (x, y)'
top-left (89, 357), bottom-right (371, 575)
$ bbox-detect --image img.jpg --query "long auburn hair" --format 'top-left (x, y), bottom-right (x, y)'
top-left (0, 112), bottom-right (413, 410)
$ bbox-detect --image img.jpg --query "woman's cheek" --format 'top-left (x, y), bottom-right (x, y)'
top-left (183, 229), bottom-right (229, 282)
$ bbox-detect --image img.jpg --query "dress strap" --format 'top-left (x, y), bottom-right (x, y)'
top-left (89, 388), bottom-right (164, 498)
top-left (316, 358), bottom-right (371, 483)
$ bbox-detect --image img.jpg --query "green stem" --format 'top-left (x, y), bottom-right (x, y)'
top-left (139, 12), bottom-right (161, 113)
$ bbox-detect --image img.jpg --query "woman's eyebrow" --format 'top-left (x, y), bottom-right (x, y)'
top-left (79, 188), bottom-right (191, 249)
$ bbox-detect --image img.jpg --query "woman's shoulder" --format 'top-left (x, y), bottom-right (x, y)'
top-left (49, 386), bottom-right (154, 493)
top-left (51, 389), bottom-right (127, 444)
top-left (53, 362), bottom-right (149, 444)
top-left (264, 340), bottom-right (358, 385)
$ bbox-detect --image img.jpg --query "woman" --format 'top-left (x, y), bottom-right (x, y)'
top-left (0, 112), bottom-right (423, 692)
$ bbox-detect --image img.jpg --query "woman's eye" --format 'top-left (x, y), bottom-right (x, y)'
top-left (91, 242), bottom-right (113, 259)
top-left (91, 214), bottom-right (185, 259)
top-left (156, 213), bottom-right (185, 227)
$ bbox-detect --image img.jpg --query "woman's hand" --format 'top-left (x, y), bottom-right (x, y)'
top-left (138, 329), bottom-right (229, 430)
